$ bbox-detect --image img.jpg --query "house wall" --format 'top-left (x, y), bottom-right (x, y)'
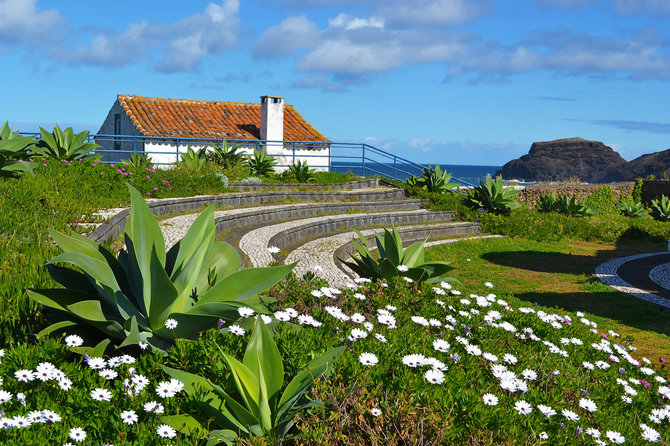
top-left (96, 100), bottom-right (144, 162)
top-left (145, 140), bottom-right (330, 171)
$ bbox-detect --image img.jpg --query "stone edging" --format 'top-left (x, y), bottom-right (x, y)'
top-left (268, 210), bottom-right (457, 252)
top-left (88, 184), bottom-right (408, 244)
top-left (593, 252), bottom-right (670, 309)
top-left (228, 178), bottom-right (390, 191)
top-left (214, 199), bottom-right (427, 233)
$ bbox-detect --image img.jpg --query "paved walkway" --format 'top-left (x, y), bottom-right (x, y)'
top-left (594, 252), bottom-right (670, 309)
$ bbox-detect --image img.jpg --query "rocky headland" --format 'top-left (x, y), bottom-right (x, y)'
top-left (498, 137), bottom-right (670, 182)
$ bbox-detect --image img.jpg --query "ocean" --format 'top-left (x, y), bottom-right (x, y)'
top-left (330, 161), bottom-right (502, 186)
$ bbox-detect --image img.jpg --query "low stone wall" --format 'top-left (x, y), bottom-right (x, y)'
top-left (641, 181), bottom-right (670, 205)
top-left (518, 182), bottom-right (635, 209)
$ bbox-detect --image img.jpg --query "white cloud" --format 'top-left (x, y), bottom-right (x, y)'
top-left (252, 15), bottom-right (320, 58)
top-left (50, 0), bottom-right (241, 72)
top-left (328, 13), bottom-right (384, 30)
top-left (0, 0), bottom-right (65, 45)
top-left (613, 0), bottom-right (670, 17)
top-left (376, 0), bottom-right (495, 26)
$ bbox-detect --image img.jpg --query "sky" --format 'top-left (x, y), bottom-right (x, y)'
top-left (2, 0), bottom-right (670, 166)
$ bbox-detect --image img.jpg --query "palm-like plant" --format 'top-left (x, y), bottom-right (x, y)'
top-left (34, 125), bottom-right (100, 160)
top-left (288, 160), bottom-right (315, 183)
top-left (554, 195), bottom-right (594, 217)
top-left (421, 165), bottom-right (459, 193)
top-left (208, 141), bottom-right (244, 168)
top-left (246, 149), bottom-right (277, 176)
top-left (619, 200), bottom-right (647, 218)
top-left (536, 192), bottom-right (558, 213)
top-left (467, 174), bottom-right (521, 214)
top-left (340, 225), bottom-right (455, 283)
top-left (28, 185), bottom-right (293, 351)
top-left (0, 121), bottom-right (36, 177)
top-left (120, 152), bottom-right (153, 170)
top-left (179, 147), bottom-right (208, 172)
top-left (650, 195), bottom-right (670, 222)
top-left (162, 319), bottom-right (344, 443)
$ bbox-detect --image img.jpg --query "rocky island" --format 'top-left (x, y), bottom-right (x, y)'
top-left (498, 137), bottom-right (670, 182)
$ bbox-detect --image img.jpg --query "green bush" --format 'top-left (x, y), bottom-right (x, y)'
top-left (466, 175), bottom-right (521, 214)
top-left (584, 185), bottom-right (617, 215)
top-left (650, 194), bottom-right (670, 222)
top-left (554, 194), bottom-right (594, 217)
top-left (34, 125), bottom-right (100, 161)
top-left (246, 149), bottom-right (277, 177)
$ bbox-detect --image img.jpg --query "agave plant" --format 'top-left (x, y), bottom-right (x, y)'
top-left (208, 141), bottom-right (244, 168)
top-left (34, 125), bottom-right (100, 160)
top-left (650, 195), bottom-right (670, 222)
top-left (246, 149), bottom-right (277, 176)
top-left (467, 174), bottom-right (521, 214)
top-left (340, 225), bottom-right (455, 283)
top-left (162, 318), bottom-right (344, 443)
top-left (179, 147), bottom-right (208, 172)
top-left (619, 200), bottom-right (648, 218)
top-left (419, 164), bottom-right (459, 193)
top-left (28, 185), bottom-right (293, 351)
top-left (554, 195), bottom-right (594, 217)
top-left (0, 121), bottom-right (36, 177)
top-left (120, 152), bottom-right (153, 170)
top-left (536, 192), bottom-right (558, 213)
top-left (288, 160), bottom-right (315, 183)
top-left (405, 175), bottom-right (420, 188)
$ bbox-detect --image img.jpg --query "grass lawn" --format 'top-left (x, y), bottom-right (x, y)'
top-left (426, 236), bottom-right (670, 361)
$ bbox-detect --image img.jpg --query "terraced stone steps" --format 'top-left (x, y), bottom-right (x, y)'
top-left (89, 184), bottom-right (407, 244)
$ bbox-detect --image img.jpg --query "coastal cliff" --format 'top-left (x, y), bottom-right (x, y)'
top-left (498, 138), bottom-right (670, 182)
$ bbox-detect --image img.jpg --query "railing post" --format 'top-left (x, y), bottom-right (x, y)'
top-left (176, 138), bottom-right (180, 164)
top-left (133, 136), bottom-right (136, 154)
top-left (292, 141), bottom-right (295, 164)
top-left (393, 156), bottom-right (397, 180)
top-left (361, 145), bottom-right (366, 177)
top-left (328, 143), bottom-right (332, 172)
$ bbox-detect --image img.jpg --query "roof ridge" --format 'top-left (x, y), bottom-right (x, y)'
top-left (118, 94), bottom-right (295, 107)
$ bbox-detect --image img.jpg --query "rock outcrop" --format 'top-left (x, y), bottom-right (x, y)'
top-left (619, 149), bottom-right (670, 180)
top-left (498, 138), bottom-right (628, 182)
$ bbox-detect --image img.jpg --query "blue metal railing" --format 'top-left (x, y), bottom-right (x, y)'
top-left (18, 132), bottom-right (475, 186)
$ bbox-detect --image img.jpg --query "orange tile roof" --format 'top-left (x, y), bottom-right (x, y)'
top-left (117, 94), bottom-right (330, 142)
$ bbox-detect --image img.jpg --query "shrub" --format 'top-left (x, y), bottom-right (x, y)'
top-left (287, 160), bottom-right (316, 183)
top-left (0, 121), bottom-right (37, 177)
top-left (466, 174), bottom-right (521, 214)
top-left (584, 185), bottom-right (617, 215)
top-left (178, 147), bottom-right (208, 172)
top-left (120, 152), bottom-right (152, 170)
top-left (207, 141), bottom-right (244, 169)
top-left (619, 199), bottom-right (648, 218)
top-left (408, 165), bottom-right (459, 194)
top-left (536, 192), bottom-right (558, 213)
top-left (555, 194), bottom-right (594, 217)
top-left (34, 125), bottom-right (100, 161)
top-left (246, 149), bottom-right (277, 177)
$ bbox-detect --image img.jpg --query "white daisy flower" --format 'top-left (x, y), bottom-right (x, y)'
top-left (359, 353), bottom-right (378, 366)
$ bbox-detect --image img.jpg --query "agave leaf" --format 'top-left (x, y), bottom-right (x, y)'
top-left (38, 127), bottom-right (58, 156)
top-left (161, 365), bottom-right (250, 433)
top-left (221, 351), bottom-right (261, 418)
top-left (192, 264), bottom-right (293, 309)
top-left (243, 319), bottom-right (284, 405)
top-left (147, 246), bottom-right (179, 330)
top-left (193, 241), bottom-right (241, 292)
top-left (276, 346), bottom-right (345, 427)
top-left (162, 414), bottom-right (204, 435)
top-left (27, 288), bottom-right (93, 312)
top-left (256, 360), bottom-right (273, 433)
top-left (36, 320), bottom-right (77, 339)
top-left (49, 229), bottom-right (106, 261)
top-left (66, 300), bottom-right (110, 322)
top-left (401, 239), bottom-right (426, 267)
top-left (125, 184), bottom-right (166, 314)
top-left (207, 430), bottom-right (238, 446)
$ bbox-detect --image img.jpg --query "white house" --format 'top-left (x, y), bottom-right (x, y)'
top-left (97, 94), bottom-right (331, 170)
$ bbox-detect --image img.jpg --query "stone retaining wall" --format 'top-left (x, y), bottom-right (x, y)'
top-left (518, 182), bottom-right (635, 209)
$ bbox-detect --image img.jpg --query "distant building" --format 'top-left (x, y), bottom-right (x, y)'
top-left (97, 94), bottom-right (330, 169)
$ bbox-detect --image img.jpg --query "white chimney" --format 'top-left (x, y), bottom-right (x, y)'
top-left (260, 95), bottom-right (284, 142)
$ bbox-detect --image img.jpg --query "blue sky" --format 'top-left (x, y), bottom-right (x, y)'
top-left (2, 0), bottom-right (669, 165)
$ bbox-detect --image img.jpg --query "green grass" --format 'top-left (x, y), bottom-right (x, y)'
top-left (425, 236), bottom-right (670, 361)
